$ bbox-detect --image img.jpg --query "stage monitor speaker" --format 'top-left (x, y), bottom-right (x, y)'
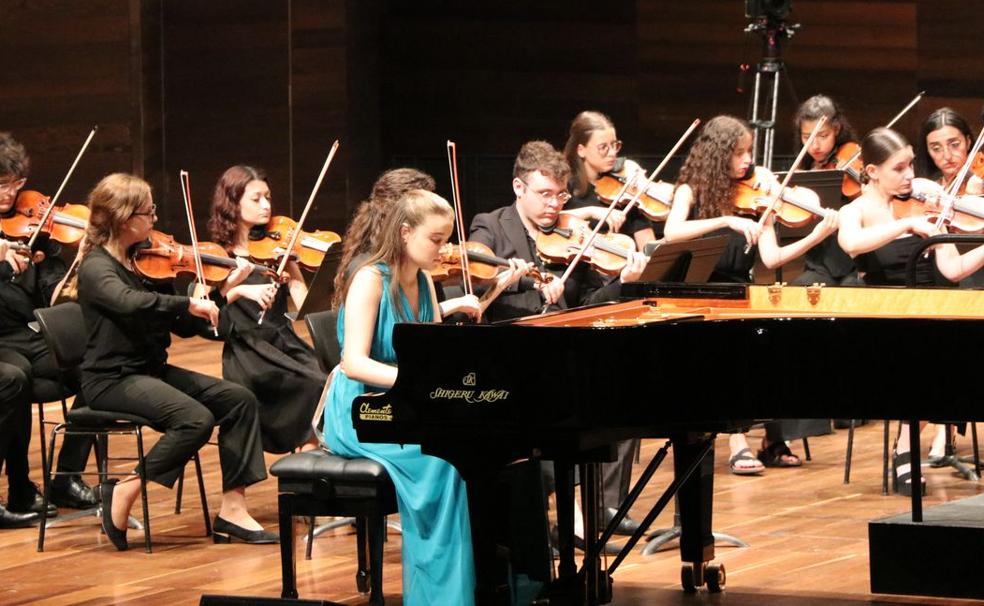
top-left (199, 595), bottom-right (343, 606)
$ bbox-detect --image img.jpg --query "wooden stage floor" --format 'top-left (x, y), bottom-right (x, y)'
top-left (1, 326), bottom-right (983, 605)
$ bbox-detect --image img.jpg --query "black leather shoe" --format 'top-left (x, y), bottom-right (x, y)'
top-left (549, 525), bottom-right (621, 556)
top-left (0, 504), bottom-right (40, 528)
top-left (603, 507), bottom-right (641, 536)
top-left (100, 481), bottom-right (128, 551)
top-left (213, 516), bottom-right (279, 544)
top-left (50, 476), bottom-right (100, 509)
top-left (7, 484), bottom-right (57, 518)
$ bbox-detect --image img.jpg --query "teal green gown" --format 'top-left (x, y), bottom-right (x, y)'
top-left (321, 264), bottom-right (476, 606)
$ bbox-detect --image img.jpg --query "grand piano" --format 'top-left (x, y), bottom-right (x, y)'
top-left (354, 281), bottom-right (984, 605)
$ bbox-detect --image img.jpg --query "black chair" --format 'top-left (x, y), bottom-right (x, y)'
top-left (34, 302), bottom-right (211, 553)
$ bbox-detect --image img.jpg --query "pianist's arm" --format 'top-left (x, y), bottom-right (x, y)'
top-left (338, 266), bottom-right (398, 389)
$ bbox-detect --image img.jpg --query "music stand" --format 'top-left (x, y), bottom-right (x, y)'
top-left (294, 248), bottom-right (342, 321)
top-left (640, 235), bottom-right (730, 283)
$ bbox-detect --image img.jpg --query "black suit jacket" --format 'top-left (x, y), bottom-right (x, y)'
top-left (469, 203), bottom-right (621, 323)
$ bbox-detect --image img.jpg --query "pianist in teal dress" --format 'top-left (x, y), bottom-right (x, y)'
top-left (319, 189), bottom-right (528, 605)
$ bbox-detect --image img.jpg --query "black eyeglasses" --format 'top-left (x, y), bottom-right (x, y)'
top-left (132, 203), bottom-right (157, 217)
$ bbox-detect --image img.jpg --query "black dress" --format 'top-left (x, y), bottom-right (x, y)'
top-left (854, 235), bottom-right (942, 286)
top-left (216, 266), bottom-right (326, 454)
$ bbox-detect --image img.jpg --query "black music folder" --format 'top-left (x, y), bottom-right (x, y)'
top-left (640, 235), bottom-right (730, 283)
top-left (295, 248), bottom-right (342, 320)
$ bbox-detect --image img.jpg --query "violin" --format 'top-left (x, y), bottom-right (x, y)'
top-left (829, 142), bottom-right (863, 199)
top-left (133, 230), bottom-right (276, 284)
top-left (2, 190), bottom-right (89, 245)
top-left (734, 166), bottom-right (835, 228)
top-left (892, 178), bottom-right (984, 234)
top-left (247, 216), bottom-right (341, 272)
top-left (431, 241), bottom-right (552, 285)
top-left (595, 172), bottom-right (675, 221)
top-left (534, 214), bottom-right (636, 276)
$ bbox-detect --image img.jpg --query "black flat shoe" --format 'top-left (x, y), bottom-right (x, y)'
top-left (100, 481), bottom-right (128, 551)
top-left (0, 504), bottom-right (39, 529)
top-left (603, 507), bottom-right (641, 536)
top-left (549, 525), bottom-right (621, 556)
top-left (50, 476), bottom-right (100, 509)
top-left (213, 516), bottom-right (278, 544)
top-left (7, 483), bottom-right (57, 518)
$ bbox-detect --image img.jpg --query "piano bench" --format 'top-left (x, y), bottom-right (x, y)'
top-left (271, 450), bottom-right (398, 605)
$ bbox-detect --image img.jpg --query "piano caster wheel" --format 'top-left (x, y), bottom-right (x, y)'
top-left (706, 563), bottom-right (726, 593)
top-left (681, 562), bottom-right (725, 593)
top-left (681, 563), bottom-right (700, 593)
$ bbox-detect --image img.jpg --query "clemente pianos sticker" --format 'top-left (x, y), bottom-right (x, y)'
top-left (359, 402), bottom-right (393, 421)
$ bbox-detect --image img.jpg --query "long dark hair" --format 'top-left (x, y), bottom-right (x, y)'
top-left (208, 165), bottom-right (267, 251)
top-left (677, 116), bottom-right (751, 219)
top-left (917, 107), bottom-right (973, 179)
top-left (793, 95), bottom-right (857, 169)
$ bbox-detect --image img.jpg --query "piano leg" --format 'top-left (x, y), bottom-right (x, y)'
top-left (674, 433), bottom-right (725, 593)
top-left (456, 459), bottom-right (511, 606)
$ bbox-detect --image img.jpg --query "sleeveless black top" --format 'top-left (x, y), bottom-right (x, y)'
top-left (854, 235), bottom-right (941, 286)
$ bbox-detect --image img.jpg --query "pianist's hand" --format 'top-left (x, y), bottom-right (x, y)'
top-left (619, 251), bottom-right (648, 283)
top-left (442, 294), bottom-right (482, 320)
top-left (724, 216), bottom-right (763, 247)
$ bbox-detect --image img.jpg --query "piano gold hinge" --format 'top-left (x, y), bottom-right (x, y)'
top-left (767, 282), bottom-right (787, 305)
top-left (806, 283), bottom-right (823, 306)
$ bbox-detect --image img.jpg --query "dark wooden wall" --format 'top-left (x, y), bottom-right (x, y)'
top-left (2, 0), bottom-right (981, 236)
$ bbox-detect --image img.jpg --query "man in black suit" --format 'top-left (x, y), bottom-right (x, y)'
top-left (469, 140), bottom-right (647, 541)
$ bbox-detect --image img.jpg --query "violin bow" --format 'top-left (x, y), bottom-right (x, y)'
top-left (179, 170), bottom-right (218, 337)
top-left (745, 115), bottom-right (827, 255)
top-left (935, 124), bottom-right (984, 230)
top-left (446, 141), bottom-right (473, 298)
top-left (837, 91), bottom-right (925, 170)
top-left (27, 125), bottom-right (98, 249)
top-left (258, 139), bottom-right (340, 325)
top-left (541, 119), bottom-right (701, 313)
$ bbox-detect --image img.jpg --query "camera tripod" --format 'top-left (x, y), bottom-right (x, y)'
top-left (745, 18), bottom-right (800, 170)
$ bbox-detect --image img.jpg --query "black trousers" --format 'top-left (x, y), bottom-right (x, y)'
top-left (83, 365), bottom-right (267, 492)
top-left (0, 350), bottom-right (32, 492)
top-left (1, 329), bottom-right (93, 477)
top-left (602, 439), bottom-right (637, 510)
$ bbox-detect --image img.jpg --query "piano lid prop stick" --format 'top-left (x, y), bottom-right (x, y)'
top-left (446, 141), bottom-right (473, 297)
top-left (542, 119), bottom-right (702, 313)
top-left (258, 139), bottom-right (340, 325)
top-left (179, 170), bottom-right (218, 337)
top-left (744, 115), bottom-right (827, 255)
top-left (28, 125), bottom-right (98, 249)
top-left (837, 91), bottom-right (925, 171)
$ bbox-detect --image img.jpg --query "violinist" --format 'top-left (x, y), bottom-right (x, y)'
top-left (838, 127), bottom-right (984, 496)
top-left (0, 132), bottom-right (98, 524)
top-left (469, 140), bottom-right (648, 544)
top-left (664, 115), bottom-right (838, 474)
top-left (792, 95), bottom-right (862, 286)
top-left (67, 173), bottom-right (274, 548)
top-left (205, 165), bottom-right (326, 453)
top-left (563, 111), bottom-right (658, 249)
top-left (918, 107), bottom-right (984, 196)
top-left (322, 190), bottom-right (483, 604)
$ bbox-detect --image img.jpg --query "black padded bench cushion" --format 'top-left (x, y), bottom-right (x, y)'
top-left (271, 450), bottom-right (397, 503)
top-left (66, 406), bottom-right (158, 428)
